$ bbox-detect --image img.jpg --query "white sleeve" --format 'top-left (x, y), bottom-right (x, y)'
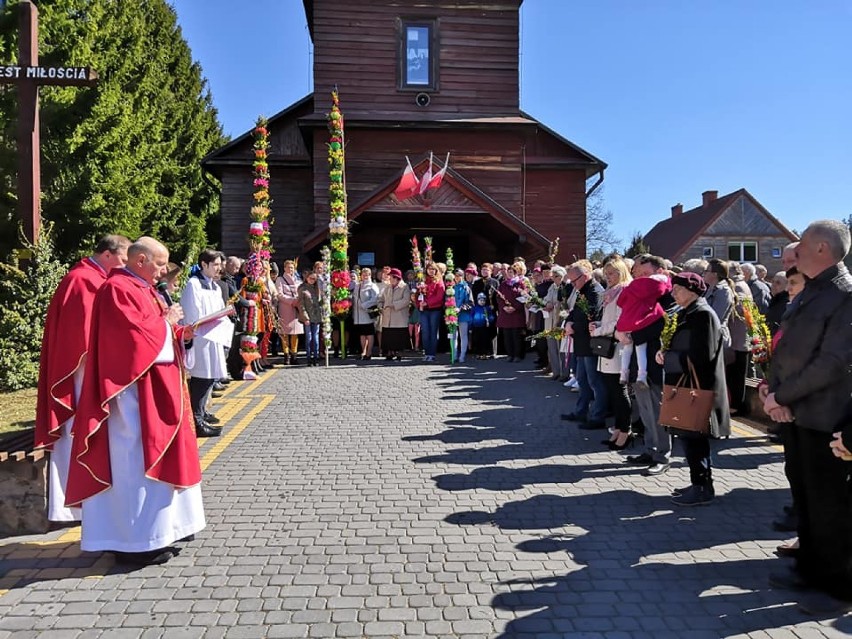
top-left (181, 280), bottom-right (204, 325)
top-left (154, 320), bottom-right (175, 364)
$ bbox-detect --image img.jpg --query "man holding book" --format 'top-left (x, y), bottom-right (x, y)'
top-left (66, 237), bottom-right (205, 566)
top-left (181, 249), bottom-right (231, 437)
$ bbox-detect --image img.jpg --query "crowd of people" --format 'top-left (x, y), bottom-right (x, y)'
top-left (31, 219), bottom-right (852, 613)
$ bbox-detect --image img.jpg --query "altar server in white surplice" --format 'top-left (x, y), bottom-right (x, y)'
top-left (181, 249), bottom-right (229, 437)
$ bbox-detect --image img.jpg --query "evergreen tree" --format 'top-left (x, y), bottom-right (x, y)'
top-left (0, 0), bottom-right (226, 261)
top-left (624, 231), bottom-right (651, 258)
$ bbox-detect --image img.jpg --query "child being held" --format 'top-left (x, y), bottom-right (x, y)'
top-left (615, 273), bottom-right (671, 385)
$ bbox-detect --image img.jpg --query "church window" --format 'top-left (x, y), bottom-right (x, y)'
top-left (400, 21), bottom-right (436, 89)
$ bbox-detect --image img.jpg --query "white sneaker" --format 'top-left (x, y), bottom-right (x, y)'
top-left (568, 378), bottom-right (579, 389)
top-left (562, 379), bottom-right (573, 387)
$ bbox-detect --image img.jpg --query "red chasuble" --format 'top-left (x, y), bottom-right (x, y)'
top-left (65, 269), bottom-right (201, 506)
top-left (35, 259), bottom-right (107, 449)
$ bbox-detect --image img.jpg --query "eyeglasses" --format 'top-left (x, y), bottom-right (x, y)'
top-left (566, 275), bottom-right (583, 286)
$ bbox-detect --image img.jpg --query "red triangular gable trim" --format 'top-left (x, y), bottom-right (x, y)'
top-left (303, 156), bottom-right (551, 252)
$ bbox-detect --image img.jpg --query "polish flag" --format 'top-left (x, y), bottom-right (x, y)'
top-left (393, 157), bottom-right (420, 201)
top-left (424, 152), bottom-right (449, 192)
top-left (419, 152), bottom-right (433, 195)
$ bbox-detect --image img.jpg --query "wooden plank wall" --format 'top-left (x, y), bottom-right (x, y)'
top-left (220, 168), bottom-right (314, 261)
top-left (311, 127), bottom-right (526, 230)
top-left (312, 0), bottom-right (521, 116)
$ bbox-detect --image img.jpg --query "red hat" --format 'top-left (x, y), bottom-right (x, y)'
top-left (672, 271), bottom-right (707, 295)
top-left (464, 267), bottom-right (477, 275)
top-left (388, 268), bottom-right (403, 280)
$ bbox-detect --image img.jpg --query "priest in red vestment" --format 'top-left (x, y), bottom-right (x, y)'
top-left (35, 234), bottom-right (129, 522)
top-left (66, 237), bottom-right (205, 566)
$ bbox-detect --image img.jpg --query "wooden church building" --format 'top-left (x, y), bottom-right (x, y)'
top-left (202, 0), bottom-right (606, 268)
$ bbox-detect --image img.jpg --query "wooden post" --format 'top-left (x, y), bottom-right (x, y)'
top-left (0, 0), bottom-right (98, 248)
top-left (17, 0), bottom-right (40, 245)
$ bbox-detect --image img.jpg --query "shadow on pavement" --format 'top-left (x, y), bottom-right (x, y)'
top-left (405, 360), bottom-right (844, 636)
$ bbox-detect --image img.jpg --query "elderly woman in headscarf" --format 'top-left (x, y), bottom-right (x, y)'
top-left (656, 271), bottom-right (730, 506)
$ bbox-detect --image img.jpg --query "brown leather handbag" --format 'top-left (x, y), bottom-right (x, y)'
top-left (659, 358), bottom-right (714, 435)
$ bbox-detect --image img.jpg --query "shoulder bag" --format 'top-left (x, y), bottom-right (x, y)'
top-left (589, 335), bottom-right (617, 359)
top-left (659, 358), bottom-right (714, 436)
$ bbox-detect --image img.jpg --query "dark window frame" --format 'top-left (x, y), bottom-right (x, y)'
top-left (728, 241), bottom-right (758, 262)
top-left (398, 18), bottom-right (439, 91)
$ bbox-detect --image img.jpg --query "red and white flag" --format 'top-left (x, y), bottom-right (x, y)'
top-left (419, 152), bottom-right (433, 195)
top-left (393, 156), bottom-right (420, 201)
top-left (425, 152), bottom-right (449, 192)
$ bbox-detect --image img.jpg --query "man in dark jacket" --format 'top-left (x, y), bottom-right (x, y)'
top-left (626, 255), bottom-right (677, 475)
top-left (764, 270), bottom-right (789, 336)
top-left (763, 219), bottom-right (852, 615)
top-left (560, 262), bottom-right (606, 428)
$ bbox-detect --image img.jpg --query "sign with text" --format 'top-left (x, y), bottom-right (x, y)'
top-left (0, 65), bottom-right (97, 85)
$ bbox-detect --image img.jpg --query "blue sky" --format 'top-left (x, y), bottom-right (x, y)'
top-left (173, 0), bottom-right (852, 244)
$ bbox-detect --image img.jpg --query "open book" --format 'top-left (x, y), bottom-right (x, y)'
top-left (193, 305), bottom-right (236, 329)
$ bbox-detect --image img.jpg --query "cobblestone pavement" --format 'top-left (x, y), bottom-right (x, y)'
top-left (1, 355), bottom-right (850, 638)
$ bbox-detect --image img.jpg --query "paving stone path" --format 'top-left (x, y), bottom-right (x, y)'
top-left (1, 356), bottom-right (850, 638)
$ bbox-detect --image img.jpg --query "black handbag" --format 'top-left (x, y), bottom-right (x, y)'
top-left (589, 335), bottom-right (616, 359)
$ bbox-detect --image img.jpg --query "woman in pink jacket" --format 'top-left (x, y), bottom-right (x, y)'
top-left (418, 263), bottom-right (445, 362)
top-left (276, 260), bottom-right (304, 365)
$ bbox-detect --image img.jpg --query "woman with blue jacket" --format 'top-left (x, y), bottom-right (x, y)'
top-left (453, 269), bottom-right (475, 364)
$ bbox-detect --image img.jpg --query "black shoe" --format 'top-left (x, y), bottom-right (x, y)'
top-left (625, 453), bottom-right (653, 466)
top-left (798, 591), bottom-right (852, 615)
top-left (179, 534), bottom-right (196, 543)
top-left (560, 413), bottom-right (587, 423)
top-left (671, 484), bottom-right (714, 506)
top-left (774, 544), bottom-right (801, 559)
top-left (671, 485), bottom-right (691, 496)
top-left (579, 420), bottom-right (606, 430)
top-left (212, 382), bottom-right (226, 391)
top-left (204, 414), bottom-right (220, 424)
top-left (290, 357), bottom-right (299, 365)
top-left (643, 462), bottom-right (671, 476)
top-left (773, 514), bottom-right (798, 533)
top-left (218, 378), bottom-right (231, 385)
top-left (609, 434), bottom-right (635, 451)
top-left (211, 392), bottom-right (224, 398)
top-left (196, 423), bottom-right (221, 438)
top-left (113, 549), bottom-right (175, 566)
top-left (768, 567), bottom-right (810, 591)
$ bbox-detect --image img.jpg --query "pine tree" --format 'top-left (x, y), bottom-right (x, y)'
top-left (624, 231), bottom-right (651, 258)
top-left (0, 0), bottom-right (226, 261)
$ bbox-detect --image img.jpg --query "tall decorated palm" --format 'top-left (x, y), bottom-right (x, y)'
top-left (238, 117), bottom-right (274, 379)
top-left (327, 91), bottom-right (352, 357)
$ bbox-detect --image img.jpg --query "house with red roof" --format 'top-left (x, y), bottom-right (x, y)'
top-left (643, 189), bottom-right (798, 272)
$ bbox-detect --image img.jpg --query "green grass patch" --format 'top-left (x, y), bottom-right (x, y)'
top-left (0, 387), bottom-right (37, 436)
